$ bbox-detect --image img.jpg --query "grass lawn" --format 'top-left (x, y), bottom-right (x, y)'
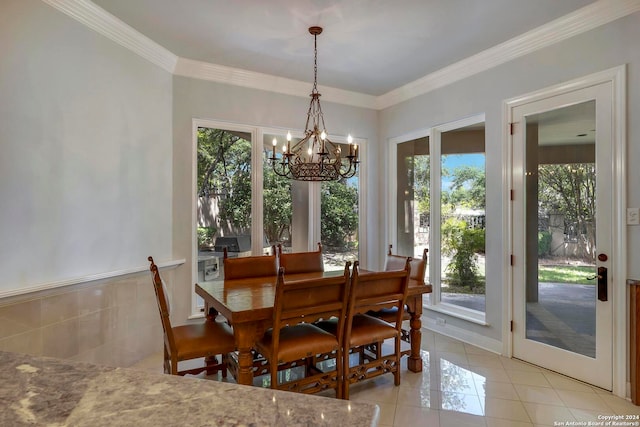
top-left (538, 265), bottom-right (595, 285)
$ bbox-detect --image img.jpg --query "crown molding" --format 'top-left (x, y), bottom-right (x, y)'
top-left (174, 57), bottom-right (377, 109)
top-left (42, 0), bottom-right (639, 110)
top-left (376, 0), bottom-right (640, 109)
top-left (42, 0), bottom-right (178, 73)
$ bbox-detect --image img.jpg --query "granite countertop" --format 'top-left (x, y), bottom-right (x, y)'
top-left (0, 351), bottom-right (379, 427)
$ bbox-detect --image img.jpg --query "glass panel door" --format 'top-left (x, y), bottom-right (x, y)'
top-left (525, 101), bottom-right (597, 357)
top-left (511, 82), bottom-right (613, 390)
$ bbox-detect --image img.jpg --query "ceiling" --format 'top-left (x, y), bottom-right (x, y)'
top-left (90, 0), bottom-right (597, 96)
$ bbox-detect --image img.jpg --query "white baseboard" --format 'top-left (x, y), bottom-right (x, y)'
top-left (423, 317), bottom-right (503, 355)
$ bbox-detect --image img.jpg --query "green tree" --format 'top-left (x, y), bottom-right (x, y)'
top-left (321, 179), bottom-right (358, 251)
top-left (263, 164), bottom-right (292, 244)
top-left (447, 165), bottom-right (485, 209)
top-left (414, 155), bottom-right (431, 215)
top-left (440, 158), bottom-right (486, 292)
top-left (197, 128), bottom-right (252, 234)
top-left (538, 163), bottom-right (595, 260)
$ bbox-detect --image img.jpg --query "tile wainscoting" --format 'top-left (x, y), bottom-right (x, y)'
top-left (0, 268), bottom-right (168, 368)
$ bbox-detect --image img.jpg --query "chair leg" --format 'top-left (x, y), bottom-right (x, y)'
top-left (163, 346), bottom-right (171, 374)
top-left (171, 355), bottom-right (178, 375)
top-left (221, 354), bottom-right (228, 378)
top-left (343, 348), bottom-right (350, 400)
top-left (394, 337), bottom-right (401, 386)
top-left (336, 350), bottom-right (343, 399)
top-left (270, 361), bottom-right (278, 390)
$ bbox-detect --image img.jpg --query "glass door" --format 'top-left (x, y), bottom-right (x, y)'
top-left (511, 83), bottom-right (613, 389)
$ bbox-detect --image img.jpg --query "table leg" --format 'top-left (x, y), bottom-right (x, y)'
top-left (232, 322), bottom-right (258, 386)
top-left (406, 295), bottom-right (423, 372)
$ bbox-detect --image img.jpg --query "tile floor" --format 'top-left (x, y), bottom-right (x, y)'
top-left (132, 330), bottom-right (640, 426)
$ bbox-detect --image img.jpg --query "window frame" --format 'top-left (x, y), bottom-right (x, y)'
top-left (190, 119), bottom-right (366, 317)
top-left (388, 113), bottom-right (487, 325)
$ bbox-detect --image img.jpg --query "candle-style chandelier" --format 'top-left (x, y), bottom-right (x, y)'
top-left (268, 26), bottom-right (359, 181)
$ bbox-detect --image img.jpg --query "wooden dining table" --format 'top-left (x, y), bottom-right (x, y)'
top-left (196, 269), bottom-right (432, 386)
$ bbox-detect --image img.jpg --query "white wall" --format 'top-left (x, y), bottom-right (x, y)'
top-left (379, 12), bottom-right (640, 344)
top-left (170, 76), bottom-right (378, 321)
top-left (0, 0), bottom-right (173, 296)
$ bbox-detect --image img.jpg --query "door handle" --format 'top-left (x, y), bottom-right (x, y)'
top-left (587, 266), bottom-right (607, 301)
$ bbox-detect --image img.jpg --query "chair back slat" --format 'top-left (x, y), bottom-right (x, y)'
top-left (384, 254), bottom-right (409, 272)
top-left (278, 242), bottom-right (324, 275)
top-left (347, 260), bottom-right (410, 331)
top-left (223, 252), bottom-right (278, 280)
top-left (386, 245), bottom-right (428, 284)
top-left (272, 263), bottom-right (351, 349)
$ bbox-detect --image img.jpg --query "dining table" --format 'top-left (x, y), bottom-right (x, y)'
top-left (195, 268), bottom-right (432, 386)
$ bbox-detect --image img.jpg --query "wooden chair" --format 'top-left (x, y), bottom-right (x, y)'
top-left (385, 244), bottom-right (428, 283)
top-left (277, 242), bottom-right (324, 274)
top-left (254, 263), bottom-right (351, 398)
top-left (148, 256), bottom-right (236, 376)
top-left (222, 247), bottom-right (278, 280)
top-left (340, 260), bottom-right (410, 399)
top-left (371, 245), bottom-right (428, 354)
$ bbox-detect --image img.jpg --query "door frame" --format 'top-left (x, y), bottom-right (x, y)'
top-left (502, 65), bottom-right (626, 397)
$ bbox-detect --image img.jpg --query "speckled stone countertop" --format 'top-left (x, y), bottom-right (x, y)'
top-left (0, 351), bottom-right (379, 427)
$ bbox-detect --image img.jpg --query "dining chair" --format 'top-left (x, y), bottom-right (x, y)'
top-left (385, 244), bottom-right (428, 282)
top-left (277, 242), bottom-right (324, 274)
top-left (148, 256), bottom-right (236, 376)
top-left (222, 247), bottom-right (278, 280)
top-left (337, 260), bottom-right (410, 399)
top-left (371, 245), bottom-right (428, 355)
top-left (254, 263), bottom-right (351, 398)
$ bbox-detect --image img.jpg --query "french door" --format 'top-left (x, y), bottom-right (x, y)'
top-left (511, 81), bottom-right (614, 389)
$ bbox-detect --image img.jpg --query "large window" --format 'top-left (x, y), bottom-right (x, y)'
top-left (392, 114), bottom-right (486, 322)
top-left (192, 121), bottom-right (363, 314)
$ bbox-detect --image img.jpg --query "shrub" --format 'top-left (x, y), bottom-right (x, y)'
top-left (442, 218), bottom-right (485, 290)
top-left (538, 231), bottom-right (552, 256)
top-left (197, 227), bottom-right (216, 248)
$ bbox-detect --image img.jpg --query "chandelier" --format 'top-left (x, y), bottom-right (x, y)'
top-left (268, 26), bottom-right (359, 181)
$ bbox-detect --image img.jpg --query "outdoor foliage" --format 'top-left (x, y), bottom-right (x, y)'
top-left (538, 231), bottom-right (552, 256)
top-left (198, 128), bottom-right (357, 250)
top-left (440, 160), bottom-right (486, 292)
top-left (444, 165), bottom-right (486, 209)
top-left (413, 155), bottom-right (430, 214)
top-left (197, 226), bottom-right (216, 248)
top-left (198, 128), bottom-right (252, 234)
top-left (538, 265), bottom-right (593, 285)
top-left (262, 166), bottom-right (292, 245)
top-left (321, 179), bottom-right (359, 251)
top-left (538, 163), bottom-right (596, 261)
top-left (441, 218), bottom-right (485, 291)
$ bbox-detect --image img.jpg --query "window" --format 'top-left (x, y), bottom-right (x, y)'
top-left (438, 121), bottom-right (486, 314)
top-left (191, 121), bottom-right (364, 315)
top-left (263, 132), bottom-right (292, 249)
top-left (391, 114), bottom-right (486, 323)
top-left (321, 142), bottom-right (359, 271)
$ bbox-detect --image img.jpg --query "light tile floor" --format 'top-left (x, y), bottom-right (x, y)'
top-left (132, 331), bottom-right (640, 426)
